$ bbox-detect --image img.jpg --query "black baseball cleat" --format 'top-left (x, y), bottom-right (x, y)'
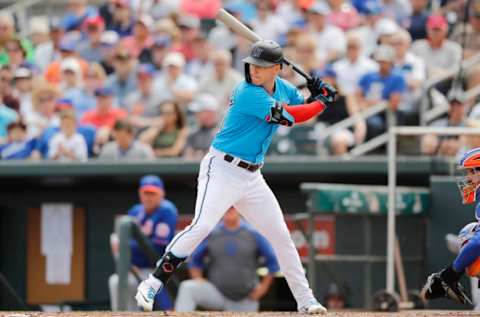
top-left (421, 272), bottom-right (472, 305)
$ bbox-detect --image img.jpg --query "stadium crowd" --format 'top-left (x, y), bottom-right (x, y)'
top-left (0, 0), bottom-right (480, 160)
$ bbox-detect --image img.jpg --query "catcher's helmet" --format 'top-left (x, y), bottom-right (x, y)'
top-left (457, 148), bottom-right (480, 205)
top-left (243, 40), bottom-right (283, 83)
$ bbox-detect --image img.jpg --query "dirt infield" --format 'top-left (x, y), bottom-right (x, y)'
top-left (0, 311), bottom-right (478, 317)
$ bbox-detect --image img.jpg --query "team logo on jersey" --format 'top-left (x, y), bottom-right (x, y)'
top-left (251, 46), bottom-right (263, 58)
top-left (155, 223), bottom-right (171, 238)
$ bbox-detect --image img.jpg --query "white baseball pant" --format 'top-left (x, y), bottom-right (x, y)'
top-left (165, 147), bottom-right (315, 308)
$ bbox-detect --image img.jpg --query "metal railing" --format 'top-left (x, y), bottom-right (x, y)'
top-left (420, 52), bottom-right (480, 125)
top-left (115, 216), bottom-right (160, 311)
top-left (2, 0), bottom-right (46, 35)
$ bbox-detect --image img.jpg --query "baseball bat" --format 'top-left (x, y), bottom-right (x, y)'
top-left (216, 8), bottom-right (312, 83)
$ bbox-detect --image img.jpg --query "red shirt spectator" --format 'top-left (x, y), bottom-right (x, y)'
top-left (80, 87), bottom-right (127, 130)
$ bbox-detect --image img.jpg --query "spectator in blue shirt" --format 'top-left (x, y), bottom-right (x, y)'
top-left (105, 47), bottom-right (137, 108)
top-left (407, 0), bottom-right (430, 41)
top-left (0, 121), bottom-right (36, 160)
top-left (109, 175), bottom-right (178, 311)
top-left (175, 207), bottom-right (280, 312)
top-left (356, 45), bottom-right (407, 140)
top-left (61, 0), bottom-right (98, 32)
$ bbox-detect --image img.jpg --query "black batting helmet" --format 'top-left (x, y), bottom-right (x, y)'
top-left (243, 40), bottom-right (283, 83)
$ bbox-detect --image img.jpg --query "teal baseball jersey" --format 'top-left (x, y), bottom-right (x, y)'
top-left (212, 77), bottom-right (304, 164)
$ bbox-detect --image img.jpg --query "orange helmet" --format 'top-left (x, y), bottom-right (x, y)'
top-left (457, 148), bottom-right (480, 205)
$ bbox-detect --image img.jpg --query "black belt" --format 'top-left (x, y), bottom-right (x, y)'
top-left (224, 154), bottom-right (262, 172)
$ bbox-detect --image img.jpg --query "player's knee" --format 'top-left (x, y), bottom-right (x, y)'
top-left (192, 222), bottom-right (215, 239)
top-left (178, 279), bottom-right (201, 298)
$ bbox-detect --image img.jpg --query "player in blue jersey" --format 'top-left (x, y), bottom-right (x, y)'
top-left (421, 148), bottom-right (480, 305)
top-left (136, 40), bottom-right (336, 314)
top-left (109, 175), bottom-right (178, 311)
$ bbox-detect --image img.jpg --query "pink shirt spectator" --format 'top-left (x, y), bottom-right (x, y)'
top-left (121, 36), bottom-right (154, 58)
top-left (327, 6), bottom-right (360, 31)
top-left (180, 0), bottom-right (221, 19)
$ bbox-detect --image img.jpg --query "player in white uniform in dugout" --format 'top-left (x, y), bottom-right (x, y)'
top-left (136, 40), bottom-right (336, 314)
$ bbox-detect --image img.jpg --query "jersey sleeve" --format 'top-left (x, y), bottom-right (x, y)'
top-left (286, 81), bottom-right (305, 105)
top-left (235, 85), bottom-right (276, 120)
top-left (253, 231), bottom-right (280, 273)
top-left (358, 73), bottom-right (372, 96)
top-left (188, 239), bottom-right (208, 270)
top-left (391, 74), bottom-right (407, 94)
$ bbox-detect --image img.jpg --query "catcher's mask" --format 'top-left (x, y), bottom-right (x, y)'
top-left (243, 40), bottom-right (283, 83)
top-left (457, 148), bottom-right (480, 205)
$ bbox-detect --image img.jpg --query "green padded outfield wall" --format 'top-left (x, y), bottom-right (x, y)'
top-left (0, 158), bottom-right (464, 309)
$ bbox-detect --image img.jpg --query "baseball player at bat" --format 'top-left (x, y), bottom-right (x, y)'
top-left (135, 40), bottom-right (336, 314)
top-left (421, 148), bottom-right (480, 306)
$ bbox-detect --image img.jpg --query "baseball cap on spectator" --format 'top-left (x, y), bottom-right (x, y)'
top-left (56, 98), bottom-right (74, 111)
top-left (136, 14), bottom-right (154, 31)
top-left (153, 34), bottom-right (171, 48)
top-left (426, 15), bottom-right (448, 30)
top-left (139, 175), bottom-right (165, 194)
top-left (189, 94), bottom-right (219, 113)
top-left (178, 15), bottom-right (200, 29)
top-left (362, 0), bottom-right (383, 15)
top-left (49, 17), bottom-right (63, 31)
top-left (61, 57), bottom-right (81, 74)
top-left (29, 16), bottom-right (50, 35)
top-left (94, 86), bottom-right (114, 97)
top-left (13, 67), bottom-right (32, 79)
top-left (307, 1), bottom-right (331, 15)
top-left (375, 18), bottom-right (399, 36)
top-left (59, 37), bottom-right (77, 52)
top-left (373, 45), bottom-right (395, 62)
top-left (101, 30), bottom-right (119, 46)
top-left (163, 52), bottom-right (186, 68)
top-left (83, 15), bottom-right (105, 30)
top-left (137, 63), bottom-right (155, 77)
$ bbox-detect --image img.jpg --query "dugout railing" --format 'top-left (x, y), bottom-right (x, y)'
top-left (114, 215), bottom-right (160, 311)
